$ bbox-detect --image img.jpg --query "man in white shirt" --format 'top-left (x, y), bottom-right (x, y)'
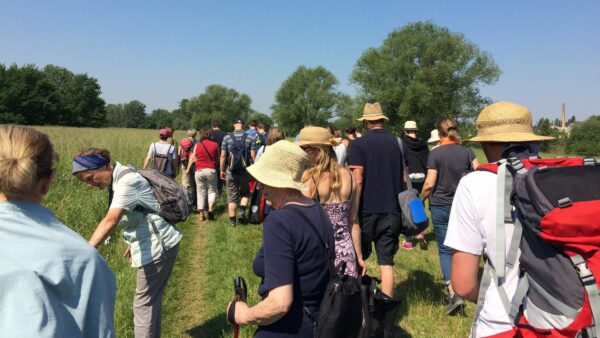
top-left (445, 101), bottom-right (554, 337)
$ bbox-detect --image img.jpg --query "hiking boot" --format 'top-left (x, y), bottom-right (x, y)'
top-left (445, 294), bottom-right (466, 316)
top-left (238, 212), bottom-right (247, 225)
top-left (207, 211), bottom-right (214, 221)
top-left (229, 217), bottom-right (237, 227)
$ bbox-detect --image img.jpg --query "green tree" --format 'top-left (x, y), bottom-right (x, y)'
top-left (145, 108), bottom-right (173, 129)
top-left (566, 116), bottom-right (600, 155)
top-left (272, 66), bottom-right (340, 135)
top-left (248, 110), bottom-right (273, 128)
top-left (0, 64), bottom-right (59, 124)
top-left (351, 21), bottom-right (501, 134)
top-left (106, 100), bottom-right (147, 128)
top-left (331, 94), bottom-right (362, 132)
top-left (185, 85), bottom-right (252, 131)
top-left (42, 65), bottom-right (106, 127)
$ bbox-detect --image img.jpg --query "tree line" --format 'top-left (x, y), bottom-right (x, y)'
top-left (2, 20), bottom-right (598, 154)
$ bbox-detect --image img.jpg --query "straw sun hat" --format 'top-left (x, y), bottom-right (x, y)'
top-left (404, 120), bottom-right (418, 131)
top-left (246, 140), bottom-right (308, 191)
top-left (357, 102), bottom-right (389, 122)
top-left (295, 126), bottom-right (334, 147)
top-left (468, 101), bottom-right (554, 143)
top-left (427, 129), bottom-right (440, 144)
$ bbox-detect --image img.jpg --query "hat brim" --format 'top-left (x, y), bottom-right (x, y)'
top-left (295, 140), bottom-right (333, 147)
top-left (467, 132), bottom-right (555, 143)
top-left (246, 162), bottom-right (307, 191)
top-left (357, 114), bottom-right (389, 122)
top-left (427, 137), bottom-right (440, 143)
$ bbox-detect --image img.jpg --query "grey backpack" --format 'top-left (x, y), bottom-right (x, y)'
top-left (148, 143), bottom-right (174, 174)
top-left (118, 167), bottom-right (190, 224)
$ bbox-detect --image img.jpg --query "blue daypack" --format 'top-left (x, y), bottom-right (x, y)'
top-left (228, 132), bottom-right (250, 173)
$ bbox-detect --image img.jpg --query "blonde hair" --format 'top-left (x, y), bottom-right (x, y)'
top-left (0, 125), bottom-right (57, 199)
top-left (437, 117), bottom-right (459, 141)
top-left (303, 145), bottom-right (341, 197)
top-left (73, 148), bottom-right (112, 164)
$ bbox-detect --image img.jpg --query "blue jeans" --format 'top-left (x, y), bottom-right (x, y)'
top-left (430, 205), bottom-right (452, 282)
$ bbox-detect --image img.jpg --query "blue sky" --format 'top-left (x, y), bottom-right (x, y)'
top-left (2, 0), bottom-right (599, 122)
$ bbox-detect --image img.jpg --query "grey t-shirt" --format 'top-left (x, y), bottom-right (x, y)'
top-left (427, 144), bottom-right (476, 206)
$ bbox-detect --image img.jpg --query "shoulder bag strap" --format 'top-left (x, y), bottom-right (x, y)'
top-left (200, 140), bottom-right (216, 166)
top-left (286, 205), bottom-right (336, 275)
top-left (397, 138), bottom-right (413, 191)
top-left (311, 176), bottom-right (321, 203)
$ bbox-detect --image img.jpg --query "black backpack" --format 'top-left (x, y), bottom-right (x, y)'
top-left (228, 132), bottom-right (249, 173)
top-left (117, 167), bottom-right (190, 224)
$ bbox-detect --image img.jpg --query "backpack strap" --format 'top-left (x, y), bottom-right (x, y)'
top-left (571, 255), bottom-right (600, 338)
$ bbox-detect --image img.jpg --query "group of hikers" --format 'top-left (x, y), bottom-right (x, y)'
top-left (1, 99), bottom-right (599, 338)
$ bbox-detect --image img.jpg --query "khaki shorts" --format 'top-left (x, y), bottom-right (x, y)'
top-left (226, 172), bottom-right (251, 203)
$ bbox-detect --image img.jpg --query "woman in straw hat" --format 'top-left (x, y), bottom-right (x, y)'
top-left (0, 125), bottom-right (116, 337)
top-left (420, 117), bottom-right (479, 316)
top-left (227, 140), bottom-right (334, 338)
top-left (297, 126), bottom-right (365, 277)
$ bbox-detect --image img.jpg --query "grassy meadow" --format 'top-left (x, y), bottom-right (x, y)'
top-left (33, 126), bottom-right (569, 337)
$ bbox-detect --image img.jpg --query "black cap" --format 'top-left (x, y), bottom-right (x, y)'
top-left (234, 118), bottom-right (244, 124)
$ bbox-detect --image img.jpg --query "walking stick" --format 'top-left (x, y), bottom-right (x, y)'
top-left (230, 277), bottom-right (247, 338)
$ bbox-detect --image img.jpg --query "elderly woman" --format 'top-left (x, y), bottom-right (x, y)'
top-left (0, 125), bottom-right (115, 337)
top-left (72, 148), bottom-right (182, 338)
top-left (228, 140), bottom-right (334, 338)
top-left (186, 128), bottom-right (220, 221)
top-left (297, 126), bottom-right (365, 277)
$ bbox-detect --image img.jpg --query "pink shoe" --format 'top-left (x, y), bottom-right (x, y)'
top-left (401, 241), bottom-right (414, 250)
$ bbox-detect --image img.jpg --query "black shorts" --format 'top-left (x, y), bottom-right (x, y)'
top-left (360, 213), bottom-right (403, 265)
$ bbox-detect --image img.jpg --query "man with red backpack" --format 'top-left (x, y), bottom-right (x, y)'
top-left (446, 101), bottom-right (600, 337)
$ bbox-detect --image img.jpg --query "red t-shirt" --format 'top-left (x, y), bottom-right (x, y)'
top-left (194, 140), bottom-right (219, 170)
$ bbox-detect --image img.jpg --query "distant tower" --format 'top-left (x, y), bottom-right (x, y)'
top-left (562, 101), bottom-right (566, 130)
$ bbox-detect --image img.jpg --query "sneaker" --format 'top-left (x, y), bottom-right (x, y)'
top-left (207, 211), bottom-right (214, 221)
top-left (401, 241), bottom-right (414, 250)
top-left (445, 294), bottom-right (466, 316)
top-left (229, 218), bottom-right (237, 227)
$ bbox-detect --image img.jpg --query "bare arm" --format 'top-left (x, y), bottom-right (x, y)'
top-left (143, 155), bottom-right (151, 169)
top-left (451, 251), bottom-right (481, 302)
top-left (348, 169), bottom-right (365, 275)
top-left (472, 159), bottom-right (480, 170)
top-left (232, 284), bottom-right (293, 325)
top-left (251, 149), bottom-right (256, 162)
top-left (89, 208), bottom-right (125, 248)
top-left (420, 168), bottom-right (438, 201)
top-left (186, 150), bottom-right (197, 173)
top-left (220, 149), bottom-right (227, 180)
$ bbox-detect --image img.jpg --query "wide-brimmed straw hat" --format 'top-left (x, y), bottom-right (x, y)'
top-left (357, 102), bottom-right (388, 122)
top-left (295, 126), bottom-right (334, 147)
top-left (468, 101), bottom-right (554, 143)
top-left (427, 129), bottom-right (440, 144)
top-left (246, 140), bottom-right (308, 191)
top-left (404, 120), bottom-right (418, 131)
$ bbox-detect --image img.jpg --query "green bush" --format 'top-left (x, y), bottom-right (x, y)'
top-left (566, 116), bottom-right (600, 155)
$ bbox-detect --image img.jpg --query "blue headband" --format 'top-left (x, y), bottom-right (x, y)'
top-left (71, 154), bottom-right (109, 174)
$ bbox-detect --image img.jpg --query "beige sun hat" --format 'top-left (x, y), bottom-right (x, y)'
top-left (246, 140), bottom-right (308, 191)
top-left (357, 102), bottom-right (389, 122)
top-left (295, 126), bottom-right (334, 147)
top-left (468, 101), bottom-right (555, 143)
top-left (404, 120), bottom-right (418, 131)
top-left (427, 129), bottom-right (440, 144)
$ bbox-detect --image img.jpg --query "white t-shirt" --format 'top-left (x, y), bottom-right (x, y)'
top-left (333, 143), bottom-right (347, 166)
top-left (445, 170), bottom-right (521, 338)
top-left (147, 142), bottom-right (177, 176)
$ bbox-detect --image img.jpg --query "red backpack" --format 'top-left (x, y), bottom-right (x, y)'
top-left (180, 137), bottom-right (194, 161)
top-left (475, 157), bottom-right (600, 338)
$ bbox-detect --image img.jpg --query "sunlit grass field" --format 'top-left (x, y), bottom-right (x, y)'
top-left (33, 126), bottom-right (569, 337)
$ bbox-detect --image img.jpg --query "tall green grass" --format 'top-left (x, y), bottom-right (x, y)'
top-left (32, 126), bottom-right (574, 337)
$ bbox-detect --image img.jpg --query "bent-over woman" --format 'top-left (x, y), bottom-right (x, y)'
top-left (227, 140), bottom-right (334, 338)
top-left (0, 125), bottom-right (116, 337)
top-left (72, 148), bottom-right (182, 338)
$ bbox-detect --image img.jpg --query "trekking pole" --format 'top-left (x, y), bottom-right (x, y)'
top-left (230, 276), bottom-right (247, 338)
